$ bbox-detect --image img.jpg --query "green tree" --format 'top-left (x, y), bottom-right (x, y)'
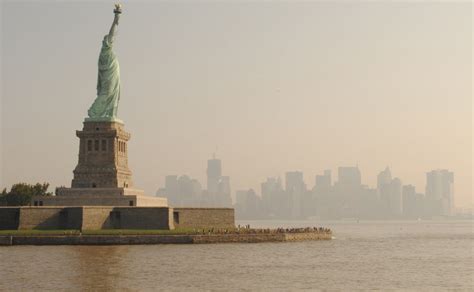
top-left (0, 183), bottom-right (52, 206)
top-left (0, 188), bottom-right (7, 206)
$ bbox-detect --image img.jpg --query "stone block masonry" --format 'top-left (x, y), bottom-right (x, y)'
top-left (0, 208), bottom-right (19, 229)
top-left (173, 208), bottom-right (234, 229)
top-left (114, 207), bottom-right (172, 230)
top-left (18, 207), bottom-right (73, 230)
top-left (0, 207), bottom-right (234, 231)
top-left (72, 121), bottom-right (133, 189)
top-left (81, 207), bottom-right (114, 229)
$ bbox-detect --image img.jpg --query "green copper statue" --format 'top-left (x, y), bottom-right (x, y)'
top-left (87, 4), bottom-right (123, 122)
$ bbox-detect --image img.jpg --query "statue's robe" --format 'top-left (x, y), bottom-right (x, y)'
top-left (88, 35), bottom-right (120, 119)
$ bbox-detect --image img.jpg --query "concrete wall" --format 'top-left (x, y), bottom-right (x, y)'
top-left (1, 207), bottom-right (82, 230)
top-left (114, 207), bottom-right (172, 229)
top-left (82, 207), bottom-right (114, 229)
top-left (0, 207), bottom-right (233, 230)
top-left (0, 208), bottom-right (19, 230)
top-left (63, 207), bottom-right (83, 230)
top-left (173, 208), bottom-right (235, 229)
top-left (1, 207), bottom-right (172, 230)
top-left (18, 207), bottom-right (67, 230)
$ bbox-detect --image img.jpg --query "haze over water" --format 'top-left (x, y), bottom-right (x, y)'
top-left (0, 220), bottom-right (471, 290)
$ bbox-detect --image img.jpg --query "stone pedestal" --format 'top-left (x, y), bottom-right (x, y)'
top-left (72, 121), bottom-right (133, 188)
top-left (34, 121), bottom-right (167, 207)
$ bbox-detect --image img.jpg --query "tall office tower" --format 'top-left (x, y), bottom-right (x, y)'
top-left (165, 175), bottom-right (179, 205)
top-left (285, 171), bottom-right (306, 219)
top-left (206, 156), bottom-right (232, 207)
top-left (217, 176), bottom-right (232, 207)
top-left (262, 177), bottom-right (282, 199)
top-left (390, 178), bottom-right (403, 216)
top-left (160, 175), bottom-right (203, 207)
top-left (333, 166), bottom-right (362, 218)
top-left (246, 189), bottom-right (261, 219)
top-left (377, 167), bottom-right (392, 193)
top-left (337, 166), bottom-right (362, 187)
top-left (402, 184), bottom-right (417, 218)
top-left (315, 170), bottom-right (332, 191)
top-left (377, 167), bottom-right (402, 217)
top-left (261, 177), bottom-right (284, 216)
top-left (426, 169), bottom-right (454, 216)
top-left (312, 170), bottom-right (332, 219)
top-left (286, 171), bottom-right (305, 192)
top-left (207, 157), bottom-right (222, 196)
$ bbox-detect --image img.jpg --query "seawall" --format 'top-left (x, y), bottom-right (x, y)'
top-left (0, 232), bottom-right (331, 246)
top-left (0, 206), bottom-right (235, 231)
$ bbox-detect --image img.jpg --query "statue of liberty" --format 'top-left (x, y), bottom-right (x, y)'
top-left (87, 4), bottom-right (123, 122)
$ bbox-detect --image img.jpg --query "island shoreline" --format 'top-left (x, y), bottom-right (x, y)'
top-left (0, 232), bottom-right (332, 246)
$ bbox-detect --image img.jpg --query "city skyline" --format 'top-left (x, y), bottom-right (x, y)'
top-left (2, 2), bottom-right (472, 208)
top-left (157, 155), bottom-right (460, 218)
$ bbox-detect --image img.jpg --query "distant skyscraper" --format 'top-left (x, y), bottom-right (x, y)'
top-left (402, 184), bottom-right (418, 218)
top-left (207, 157), bottom-right (222, 195)
top-left (285, 171), bottom-right (306, 219)
top-left (285, 171), bottom-right (304, 192)
top-left (160, 174), bottom-right (203, 207)
top-left (377, 167), bottom-right (392, 193)
top-left (217, 176), bottom-right (232, 206)
top-left (337, 166), bottom-right (361, 187)
top-left (177, 175), bottom-right (194, 205)
top-left (390, 178), bottom-right (403, 216)
top-left (377, 167), bottom-right (402, 217)
top-left (315, 170), bottom-right (331, 191)
top-left (262, 177), bottom-right (282, 200)
top-left (165, 175), bottom-right (179, 205)
top-left (261, 177), bottom-right (284, 217)
top-left (206, 155), bottom-right (232, 207)
top-left (426, 169), bottom-right (454, 216)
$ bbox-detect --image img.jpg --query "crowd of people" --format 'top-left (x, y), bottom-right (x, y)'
top-left (193, 226), bottom-right (332, 235)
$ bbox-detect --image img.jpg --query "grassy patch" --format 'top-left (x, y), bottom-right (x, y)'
top-left (0, 230), bottom-right (80, 236)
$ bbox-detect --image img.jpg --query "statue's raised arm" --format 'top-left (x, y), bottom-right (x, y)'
top-left (107, 4), bottom-right (122, 43)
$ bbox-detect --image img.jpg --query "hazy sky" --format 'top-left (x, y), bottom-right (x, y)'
top-left (1, 1), bottom-right (472, 207)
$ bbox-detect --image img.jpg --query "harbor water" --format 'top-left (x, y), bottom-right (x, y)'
top-left (0, 220), bottom-right (471, 290)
